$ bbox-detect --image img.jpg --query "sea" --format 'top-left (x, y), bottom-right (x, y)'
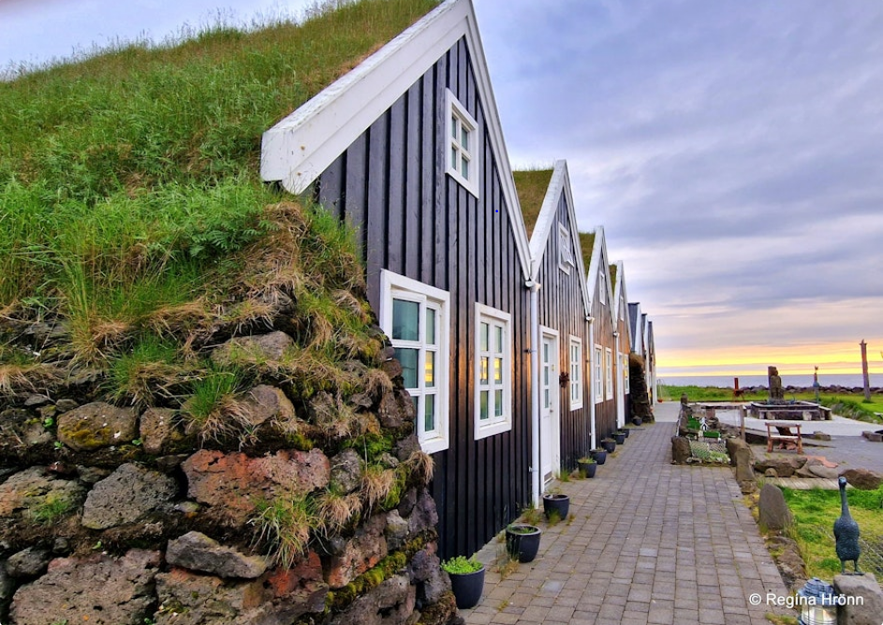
top-left (659, 373), bottom-right (882, 389)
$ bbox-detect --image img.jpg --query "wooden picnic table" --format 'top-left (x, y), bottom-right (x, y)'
top-left (765, 421), bottom-right (803, 454)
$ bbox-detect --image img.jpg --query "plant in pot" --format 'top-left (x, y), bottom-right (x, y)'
top-left (620, 426), bottom-right (630, 439)
top-left (506, 523), bottom-right (541, 563)
top-left (631, 416), bottom-right (643, 426)
top-left (577, 456), bottom-right (597, 478)
top-left (612, 431), bottom-right (625, 445)
top-left (542, 489), bottom-right (570, 520)
top-left (601, 438), bottom-right (616, 453)
top-left (441, 555), bottom-right (485, 609)
top-left (590, 448), bottom-right (607, 465)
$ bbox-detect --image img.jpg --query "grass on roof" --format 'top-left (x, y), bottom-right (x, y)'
top-left (609, 264), bottom-right (617, 288)
top-left (578, 232), bottom-right (595, 274)
top-left (512, 169), bottom-right (553, 237)
top-left (0, 0), bottom-right (438, 318)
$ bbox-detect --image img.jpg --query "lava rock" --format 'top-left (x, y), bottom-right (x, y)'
top-left (6, 547), bottom-right (50, 578)
top-left (833, 573), bottom-right (883, 625)
top-left (330, 449), bottom-right (362, 495)
top-left (758, 484), bottom-right (793, 530)
top-left (840, 468), bottom-right (883, 491)
top-left (81, 463), bottom-right (177, 529)
top-left (211, 331), bottom-right (293, 364)
top-left (139, 407), bottom-right (179, 455)
top-left (57, 402), bottom-right (137, 451)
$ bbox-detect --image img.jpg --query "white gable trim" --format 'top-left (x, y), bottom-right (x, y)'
top-left (260, 0), bottom-right (531, 279)
top-left (585, 226), bottom-right (616, 326)
top-left (527, 160), bottom-right (591, 317)
top-left (612, 261), bottom-right (631, 348)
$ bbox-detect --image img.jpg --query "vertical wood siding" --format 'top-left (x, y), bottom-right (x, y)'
top-left (316, 37), bottom-right (531, 559)
top-left (536, 194), bottom-right (591, 470)
top-left (591, 270), bottom-right (618, 440)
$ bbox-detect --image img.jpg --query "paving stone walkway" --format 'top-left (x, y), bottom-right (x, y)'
top-left (461, 403), bottom-right (790, 625)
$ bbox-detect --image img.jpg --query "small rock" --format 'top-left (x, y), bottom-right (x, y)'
top-left (76, 465), bottom-right (111, 485)
top-left (81, 463), bottom-right (177, 529)
top-left (174, 501), bottom-right (200, 516)
top-left (38, 405), bottom-right (56, 421)
top-left (0, 467), bottom-right (85, 518)
top-left (330, 449), bottom-right (362, 494)
top-left (139, 407), bottom-right (178, 455)
top-left (812, 431), bottom-right (832, 441)
top-left (24, 394), bottom-right (51, 408)
top-left (52, 538), bottom-right (70, 555)
top-left (57, 402), bottom-right (137, 451)
top-left (211, 331), bottom-right (293, 365)
top-left (755, 456), bottom-right (806, 478)
top-left (408, 489), bottom-right (439, 535)
top-left (0, 408), bottom-right (53, 447)
top-left (166, 532), bottom-right (268, 579)
top-left (329, 574), bottom-right (415, 625)
top-left (765, 468), bottom-right (779, 478)
top-left (758, 484), bottom-right (793, 530)
top-left (55, 399), bottom-right (79, 413)
top-left (324, 514), bottom-right (388, 588)
top-left (670, 436), bottom-right (691, 464)
top-left (155, 454), bottom-right (189, 473)
top-left (808, 464), bottom-right (840, 479)
top-left (6, 548), bottom-right (50, 578)
top-left (385, 510), bottom-right (409, 552)
top-left (238, 385), bottom-right (296, 428)
top-left (840, 468), bottom-right (883, 491)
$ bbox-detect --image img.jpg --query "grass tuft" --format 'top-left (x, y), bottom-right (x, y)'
top-left (251, 490), bottom-right (320, 569)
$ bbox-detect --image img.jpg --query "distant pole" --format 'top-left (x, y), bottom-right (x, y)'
top-left (813, 366), bottom-right (820, 404)
top-left (861, 340), bottom-right (871, 401)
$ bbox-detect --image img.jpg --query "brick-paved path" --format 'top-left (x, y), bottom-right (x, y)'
top-left (461, 403), bottom-right (790, 625)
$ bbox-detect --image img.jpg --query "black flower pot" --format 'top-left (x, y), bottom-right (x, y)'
top-left (620, 428), bottom-right (630, 439)
top-left (542, 493), bottom-right (570, 520)
top-left (449, 566), bottom-right (485, 609)
top-left (632, 417), bottom-right (643, 426)
top-left (506, 524), bottom-right (541, 563)
top-left (602, 439), bottom-right (616, 453)
top-left (613, 432), bottom-right (625, 445)
top-left (577, 460), bottom-right (597, 478)
top-left (591, 449), bottom-right (607, 465)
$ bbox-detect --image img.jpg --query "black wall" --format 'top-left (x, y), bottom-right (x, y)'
top-left (316, 37), bottom-right (532, 559)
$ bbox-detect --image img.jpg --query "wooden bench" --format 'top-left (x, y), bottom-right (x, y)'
top-left (765, 422), bottom-right (802, 454)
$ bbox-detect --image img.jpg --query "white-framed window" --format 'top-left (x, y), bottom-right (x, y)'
top-left (569, 336), bottom-right (583, 410)
top-left (599, 269), bottom-right (607, 304)
top-left (622, 353), bottom-right (630, 394)
top-left (380, 270), bottom-right (450, 454)
top-left (605, 348), bottom-right (614, 400)
top-left (558, 223), bottom-right (574, 274)
top-left (594, 345), bottom-right (603, 404)
top-left (474, 304), bottom-right (512, 440)
top-left (446, 89), bottom-right (480, 198)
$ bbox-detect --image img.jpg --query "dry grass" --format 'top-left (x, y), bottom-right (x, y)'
top-left (361, 464), bottom-right (397, 510)
top-left (404, 450), bottom-right (435, 485)
top-left (315, 489), bottom-right (362, 533)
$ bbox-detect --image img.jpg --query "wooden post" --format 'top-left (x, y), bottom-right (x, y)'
top-left (861, 340), bottom-right (871, 401)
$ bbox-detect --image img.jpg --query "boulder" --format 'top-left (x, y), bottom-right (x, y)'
top-left (409, 544), bottom-right (450, 607)
top-left (671, 437), bottom-right (691, 464)
top-left (211, 331), bottom-right (293, 364)
top-left (9, 550), bottom-right (160, 625)
top-left (840, 468), bottom-right (883, 491)
top-left (329, 574), bottom-right (416, 625)
top-left (833, 573), bottom-right (883, 625)
top-left (758, 484), bottom-right (793, 531)
top-left (182, 449), bottom-right (330, 524)
top-left (754, 456), bottom-right (806, 478)
top-left (0, 466), bottom-right (85, 518)
top-left (82, 463), bottom-right (177, 529)
top-left (407, 489), bottom-right (439, 535)
top-left (6, 547), bottom-right (50, 578)
top-left (324, 514), bottom-right (388, 588)
top-left (57, 402), bottom-right (137, 451)
top-left (808, 464), bottom-right (840, 480)
top-left (139, 407), bottom-right (179, 455)
top-left (330, 449), bottom-right (362, 494)
top-left (166, 532), bottom-right (268, 579)
top-left (239, 385), bottom-right (296, 428)
top-left (812, 431), bottom-right (832, 441)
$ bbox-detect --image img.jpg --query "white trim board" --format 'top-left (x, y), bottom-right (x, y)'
top-left (260, 0), bottom-right (531, 279)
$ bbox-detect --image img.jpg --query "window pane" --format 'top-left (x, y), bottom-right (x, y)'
top-left (451, 146), bottom-right (457, 170)
top-left (392, 299), bottom-right (419, 341)
top-left (425, 351), bottom-right (435, 387)
top-left (480, 322), bottom-right (489, 352)
top-left (494, 357), bottom-right (502, 383)
top-left (543, 364), bottom-right (549, 386)
top-left (425, 308), bottom-right (436, 344)
top-left (495, 326), bottom-right (503, 353)
top-left (544, 388), bottom-right (550, 408)
top-left (461, 156), bottom-right (469, 179)
top-left (451, 116), bottom-right (458, 139)
top-left (396, 348), bottom-right (418, 389)
top-left (495, 390), bottom-right (503, 416)
top-left (480, 356), bottom-right (489, 384)
top-left (480, 391), bottom-right (488, 420)
top-left (425, 394), bottom-right (435, 432)
top-left (461, 126), bottom-right (469, 150)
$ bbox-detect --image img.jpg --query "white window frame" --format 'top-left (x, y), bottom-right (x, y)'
top-left (623, 352), bottom-right (630, 394)
top-left (594, 345), bottom-right (603, 404)
top-left (474, 304), bottom-right (512, 440)
top-left (379, 270), bottom-right (450, 454)
top-left (445, 89), bottom-right (480, 198)
top-left (558, 223), bottom-right (574, 274)
top-left (569, 336), bottom-right (583, 410)
top-left (605, 348), bottom-right (614, 400)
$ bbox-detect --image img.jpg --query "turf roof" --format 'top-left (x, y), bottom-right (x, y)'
top-left (512, 168), bottom-right (554, 237)
top-left (610, 264), bottom-right (618, 290)
top-left (578, 232), bottom-right (595, 276)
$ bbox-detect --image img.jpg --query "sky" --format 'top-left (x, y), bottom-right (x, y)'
top-left (2, 0), bottom-right (882, 381)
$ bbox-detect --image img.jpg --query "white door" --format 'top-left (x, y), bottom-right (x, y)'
top-left (540, 333), bottom-right (559, 484)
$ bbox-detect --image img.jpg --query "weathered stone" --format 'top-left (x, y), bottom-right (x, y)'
top-left (754, 456), bottom-right (806, 478)
top-left (795, 466), bottom-right (817, 479)
top-left (139, 407), bottom-right (179, 454)
top-left (52, 538), bottom-right (70, 555)
top-left (812, 431), bottom-right (832, 441)
top-left (82, 463), bottom-right (177, 529)
top-left (758, 484), bottom-right (793, 530)
top-left (765, 468), bottom-right (779, 478)
top-left (55, 399), bottom-right (79, 413)
top-left (808, 464), bottom-right (840, 479)
top-left (0, 408), bottom-right (54, 447)
top-left (167, 532), bottom-right (268, 579)
top-left (324, 514), bottom-right (388, 588)
top-left (330, 574), bottom-right (416, 625)
top-left (725, 437), bottom-right (751, 467)
top-left (731, 440), bottom-right (755, 485)
top-left (398, 487), bottom-right (418, 518)
top-left (841, 468), bottom-right (883, 491)
top-left (385, 510), bottom-right (410, 552)
top-left (76, 465), bottom-right (112, 485)
top-left (767, 536), bottom-right (805, 590)
top-left (378, 391), bottom-right (406, 429)
top-left (331, 448), bottom-right (362, 494)
top-left (239, 385), bottom-right (296, 428)
top-left (6, 547), bottom-right (50, 578)
top-left (23, 394), bottom-right (51, 407)
top-left (9, 549), bottom-right (160, 625)
top-left (0, 466), bottom-right (85, 518)
top-left (380, 358), bottom-right (403, 381)
top-left (212, 331), bottom-right (293, 365)
top-left (394, 435), bottom-right (421, 463)
top-left (57, 402), bottom-right (137, 451)
top-left (174, 501), bottom-right (200, 516)
top-left (182, 449), bottom-right (330, 523)
top-left (394, 389), bottom-right (416, 422)
top-left (0, 563), bottom-right (12, 608)
top-left (408, 489), bottom-right (439, 536)
top-left (671, 436), bottom-right (691, 464)
top-left (156, 453), bottom-right (189, 473)
top-left (833, 573), bottom-right (883, 625)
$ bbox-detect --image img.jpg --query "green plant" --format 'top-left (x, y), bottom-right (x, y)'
top-left (251, 491), bottom-right (320, 569)
top-left (520, 505), bottom-right (542, 526)
top-left (577, 456), bottom-right (596, 464)
top-left (440, 555), bottom-right (483, 575)
top-left (27, 493), bottom-right (74, 525)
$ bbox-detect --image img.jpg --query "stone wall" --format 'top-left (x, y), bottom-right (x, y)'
top-left (0, 328), bottom-right (458, 625)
